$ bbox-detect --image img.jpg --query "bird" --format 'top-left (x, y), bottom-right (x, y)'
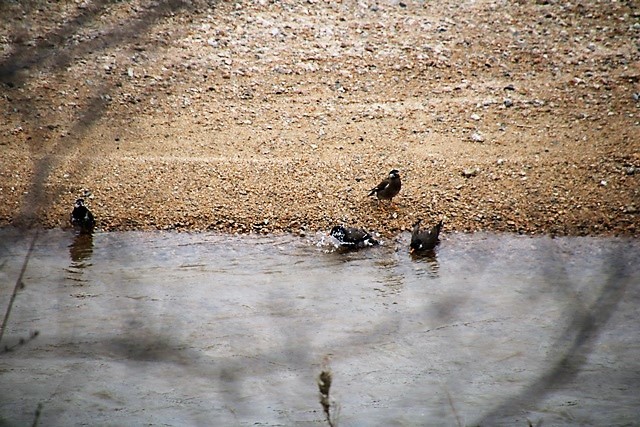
top-left (329, 225), bottom-right (379, 249)
top-left (410, 219), bottom-right (443, 253)
top-left (368, 169), bottom-right (401, 208)
top-left (70, 198), bottom-right (95, 234)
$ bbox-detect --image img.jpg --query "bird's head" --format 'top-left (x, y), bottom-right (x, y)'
top-left (389, 169), bottom-right (400, 179)
top-left (74, 199), bottom-right (85, 208)
top-left (409, 240), bottom-right (424, 253)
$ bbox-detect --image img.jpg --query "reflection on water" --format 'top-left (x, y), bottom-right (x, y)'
top-left (65, 232), bottom-right (93, 285)
top-left (0, 228), bottom-right (639, 426)
top-left (374, 257), bottom-right (404, 296)
top-left (69, 233), bottom-right (93, 265)
top-left (410, 250), bottom-right (440, 278)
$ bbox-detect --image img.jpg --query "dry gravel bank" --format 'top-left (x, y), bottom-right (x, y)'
top-left (1, 0), bottom-right (639, 236)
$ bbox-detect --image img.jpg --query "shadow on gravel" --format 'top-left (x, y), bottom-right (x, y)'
top-left (0, 0), bottom-right (195, 84)
top-left (0, 0), bottom-right (203, 226)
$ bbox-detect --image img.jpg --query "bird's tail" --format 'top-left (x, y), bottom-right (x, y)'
top-left (433, 220), bottom-right (444, 238)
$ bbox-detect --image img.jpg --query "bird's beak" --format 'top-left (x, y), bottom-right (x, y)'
top-left (409, 248), bottom-right (414, 254)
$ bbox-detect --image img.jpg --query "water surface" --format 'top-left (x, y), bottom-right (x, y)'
top-left (0, 228), bottom-right (638, 426)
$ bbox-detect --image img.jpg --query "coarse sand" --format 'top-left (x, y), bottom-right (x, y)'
top-left (1, 0), bottom-right (638, 237)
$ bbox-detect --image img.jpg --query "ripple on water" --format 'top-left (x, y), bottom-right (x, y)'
top-left (0, 228), bottom-right (638, 426)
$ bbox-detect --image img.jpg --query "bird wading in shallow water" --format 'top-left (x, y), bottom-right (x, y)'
top-left (410, 219), bottom-right (443, 253)
top-left (329, 225), bottom-right (379, 249)
top-left (368, 169), bottom-right (401, 209)
top-left (70, 198), bottom-right (95, 234)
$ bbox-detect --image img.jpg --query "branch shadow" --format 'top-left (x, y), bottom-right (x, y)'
top-left (1, 0), bottom-right (204, 227)
top-left (473, 243), bottom-right (633, 425)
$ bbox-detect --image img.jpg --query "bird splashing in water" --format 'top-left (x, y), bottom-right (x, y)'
top-left (410, 219), bottom-right (443, 253)
top-left (70, 198), bottom-right (95, 234)
top-left (329, 225), bottom-right (379, 249)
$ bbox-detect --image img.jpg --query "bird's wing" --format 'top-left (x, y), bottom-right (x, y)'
top-left (429, 221), bottom-right (443, 239)
top-left (345, 227), bottom-right (368, 241)
top-left (369, 178), bottom-right (390, 195)
top-left (410, 220), bottom-right (422, 243)
top-left (421, 222), bottom-right (442, 248)
top-left (71, 207), bottom-right (82, 222)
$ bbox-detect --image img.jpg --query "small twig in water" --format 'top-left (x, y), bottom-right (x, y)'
top-left (445, 385), bottom-right (462, 427)
top-left (318, 369), bottom-right (335, 427)
top-left (31, 402), bottom-right (43, 427)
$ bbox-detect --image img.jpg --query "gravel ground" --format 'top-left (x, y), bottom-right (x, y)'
top-left (1, 0), bottom-right (639, 236)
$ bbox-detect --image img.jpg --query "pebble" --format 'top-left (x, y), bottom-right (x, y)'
top-left (462, 168), bottom-right (479, 178)
top-left (470, 132), bottom-right (484, 142)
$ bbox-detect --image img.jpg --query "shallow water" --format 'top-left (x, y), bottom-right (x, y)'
top-left (0, 228), bottom-right (638, 426)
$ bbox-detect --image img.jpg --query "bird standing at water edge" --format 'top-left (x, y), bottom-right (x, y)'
top-left (368, 169), bottom-right (401, 208)
top-left (410, 219), bottom-right (443, 253)
top-left (70, 198), bottom-right (95, 234)
top-left (329, 225), bottom-right (379, 249)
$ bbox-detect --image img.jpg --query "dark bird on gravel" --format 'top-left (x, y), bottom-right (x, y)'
top-left (329, 225), bottom-right (379, 249)
top-left (410, 219), bottom-right (443, 253)
top-left (70, 198), bottom-right (95, 234)
top-left (368, 169), bottom-right (401, 208)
